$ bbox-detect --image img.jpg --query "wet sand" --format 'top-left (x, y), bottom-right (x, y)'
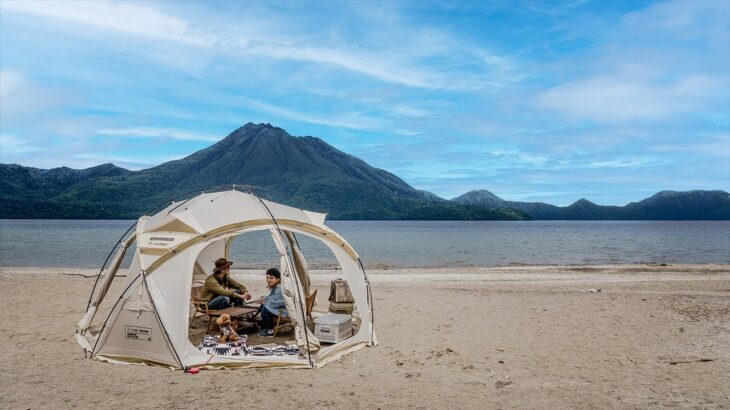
top-left (1, 264), bottom-right (728, 409)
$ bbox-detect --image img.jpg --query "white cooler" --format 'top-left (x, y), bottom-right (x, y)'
top-left (314, 313), bottom-right (353, 343)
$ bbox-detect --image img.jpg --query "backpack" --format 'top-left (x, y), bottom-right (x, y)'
top-left (328, 278), bottom-right (354, 303)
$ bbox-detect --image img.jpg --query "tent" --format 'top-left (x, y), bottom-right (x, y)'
top-left (75, 188), bottom-right (377, 369)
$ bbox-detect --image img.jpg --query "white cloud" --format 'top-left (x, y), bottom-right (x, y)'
top-left (235, 96), bottom-right (384, 131)
top-left (622, 0), bottom-right (730, 44)
top-left (0, 0), bottom-right (214, 47)
top-left (582, 157), bottom-right (668, 169)
top-left (97, 127), bottom-right (221, 142)
top-left (1, 0), bottom-right (518, 91)
top-left (234, 41), bottom-right (516, 92)
top-left (482, 148), bottom-right (669, 171)
top-left (0, 133), bottom-right (41, 157)
top-left (389, 105), bottom-right (431, 117)
top-left (522, 0), bottom-right (588, 16)
top-left (0, 70), bottom-right (25, 98)
top-left (651, 134), bottom-right (730, 158)
top-left (536, 74), bottom-right (718, 122)
top-left (484, 150), bottom-right (550, 167)
top-left (238, 41), bottom-right (438, 89)
top-left (533, 0), bottom-right (728, 123)
top-left (0, 70), bottom-right (73, 123)
top-left (391, 128), bottom-right (422, 136)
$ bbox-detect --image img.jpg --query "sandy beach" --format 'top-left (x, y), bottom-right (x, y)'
top-left (1, 264), bottom-right (728, 409)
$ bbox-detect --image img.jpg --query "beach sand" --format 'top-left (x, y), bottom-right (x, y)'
top-left (1, 264), bottom-right (729, 409)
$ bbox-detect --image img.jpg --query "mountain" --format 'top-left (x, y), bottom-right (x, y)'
top-left (0, 163), bottom-right (130, 197)
top-left (623, 190), bottom-right (730, 220)
top-left (453, 189), bottom-right (730, 220)
top-left (0, 123), bottom-right (529, 221)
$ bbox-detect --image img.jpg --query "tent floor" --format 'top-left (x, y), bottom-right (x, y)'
top-left (188, 311), bottom-right (361, 348)
top-left (188, 317), bottom-right (298, 346)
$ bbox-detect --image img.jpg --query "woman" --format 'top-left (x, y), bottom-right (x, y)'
top-left (257, 267), bottom-right (287, 337)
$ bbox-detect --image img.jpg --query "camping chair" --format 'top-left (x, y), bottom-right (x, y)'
top-left (190, 286), bottom-right (217, 331)
top-left (273, 289), bottom-right (317, 337)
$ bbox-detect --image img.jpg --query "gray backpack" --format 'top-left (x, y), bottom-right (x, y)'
top-left (329, 278), bottom-right (354, 303)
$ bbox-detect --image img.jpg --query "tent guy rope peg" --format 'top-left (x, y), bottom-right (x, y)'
top-left (185, 367), bottom-right (200, 374)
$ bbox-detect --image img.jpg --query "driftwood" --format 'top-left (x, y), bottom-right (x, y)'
top-left (668, 358), bottom-right (714, 365)
top-left (59, 272), bottom-right (127, 278)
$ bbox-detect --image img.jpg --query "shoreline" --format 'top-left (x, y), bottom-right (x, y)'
top-left (3, 260), bottom-right (729, 269)
top-left (3, 263), bottom-right (728, 283)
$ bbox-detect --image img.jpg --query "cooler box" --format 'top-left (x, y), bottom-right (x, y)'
top-left (314, 313), bottom-right (353, 343)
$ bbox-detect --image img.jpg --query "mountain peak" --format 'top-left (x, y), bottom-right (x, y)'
top-left (474, 189), bottom-right (502, 200)
top-left (89, 162), bottom-right (120, 170)
top-left (452, 189), bottom-right (506, 208)
top-left (227, 122), bottom-right (287, 139)
top-left (652, 190), bottom-right (678, 198)
top-left (569, 198), bottom-right (596, 207)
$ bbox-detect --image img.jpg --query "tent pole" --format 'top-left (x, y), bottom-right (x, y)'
top-left (85, 221), bottom-right (137, 312)
top-left (358, 259), bottom-right (375, 345)
top-left (286, 231), bottom-right (311, 297)
top-left (165, 189), bottom-right (227, 215)
top-left (146, 184), bottom-right (273, 217)
top-left (254, 194), bottom-right (314, 368)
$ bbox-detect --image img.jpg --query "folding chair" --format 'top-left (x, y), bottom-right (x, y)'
top-left (273, 288), bottom-right (318, 337)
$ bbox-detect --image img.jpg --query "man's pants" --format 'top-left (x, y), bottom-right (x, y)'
top-left (258, 306), bottom-right (279, 330)
top-left (207, 295), bottom-right (231, 310)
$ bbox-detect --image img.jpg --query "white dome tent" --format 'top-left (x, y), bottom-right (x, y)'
top-left (76, 188), bottom-right (377, 369)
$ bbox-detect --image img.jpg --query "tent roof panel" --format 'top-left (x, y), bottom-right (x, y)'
top-left (260, 198), bottom-right (326, 227)
top-left (158, 190), bottom-right (327, 235)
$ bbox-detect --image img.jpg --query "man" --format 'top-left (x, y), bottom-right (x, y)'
top-left (202, 257), bottom-right (252, 310)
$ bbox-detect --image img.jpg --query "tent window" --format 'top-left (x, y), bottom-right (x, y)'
top-left (227, 230), bottom-right (282, 269)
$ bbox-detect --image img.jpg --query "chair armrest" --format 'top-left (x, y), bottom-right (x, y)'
top-left (193, 300), bottom-right (211, 314)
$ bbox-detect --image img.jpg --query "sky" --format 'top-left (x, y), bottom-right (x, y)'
top-left (0, 0), bottom-right (728, 206)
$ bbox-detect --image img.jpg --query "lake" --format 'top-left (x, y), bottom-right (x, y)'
top-left (0, 220), bottom-right (728, 268)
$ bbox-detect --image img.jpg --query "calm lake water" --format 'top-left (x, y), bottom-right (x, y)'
top-left (0, 219), bottom-right (728, 268)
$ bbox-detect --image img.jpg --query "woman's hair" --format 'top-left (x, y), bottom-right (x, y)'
top-left (266, 267), bottom-right (281, 279)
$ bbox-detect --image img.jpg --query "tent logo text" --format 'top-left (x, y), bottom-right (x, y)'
top-left (149, 237), bottom-right (175, 241)
top-left (125, 325), bottom-right (152, 342)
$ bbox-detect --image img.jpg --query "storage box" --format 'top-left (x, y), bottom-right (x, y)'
top-left (314, 313), bottom-right (353, 343)
top-left (328, 301), bottom-right (355, 314)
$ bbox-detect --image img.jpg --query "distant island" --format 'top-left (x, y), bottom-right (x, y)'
top-left (1, 123), bottom-right (728, 221)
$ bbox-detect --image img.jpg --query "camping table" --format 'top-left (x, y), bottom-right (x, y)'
top-left (213, 305), bottom-right (259, 331)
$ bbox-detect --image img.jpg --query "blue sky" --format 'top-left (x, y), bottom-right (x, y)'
top-left (0, 0), bottom-right (728, 206)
